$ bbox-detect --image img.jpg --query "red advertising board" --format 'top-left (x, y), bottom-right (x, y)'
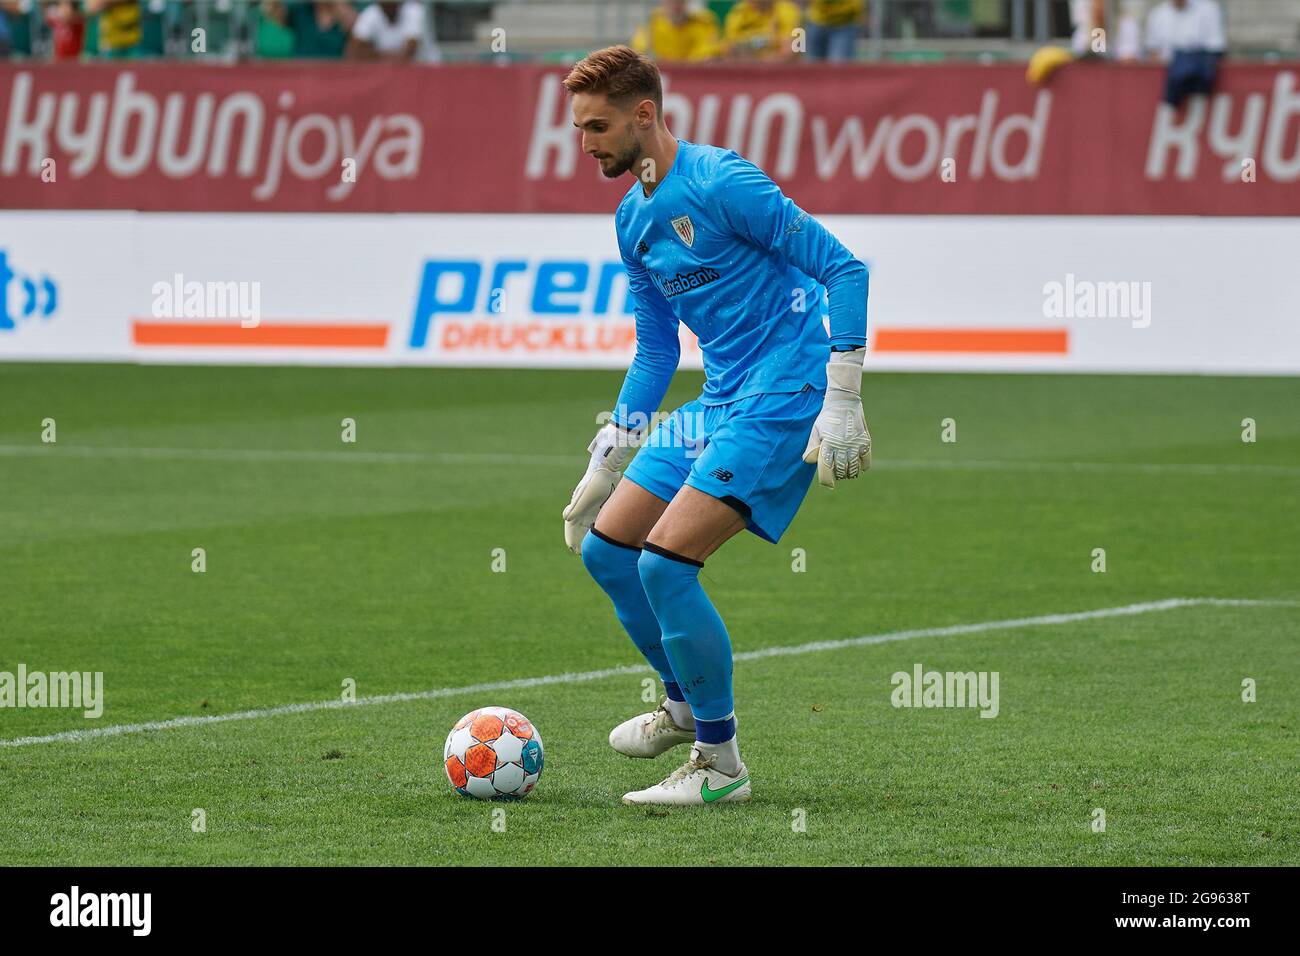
top-left (1, 61), bottom-right (1296, 214)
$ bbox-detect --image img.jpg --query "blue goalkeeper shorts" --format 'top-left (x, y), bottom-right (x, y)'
top-left (623, 385), bottom-right (822, 544)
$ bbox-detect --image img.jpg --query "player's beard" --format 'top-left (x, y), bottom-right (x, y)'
top-left (599, 128), bottom-right (642, 180)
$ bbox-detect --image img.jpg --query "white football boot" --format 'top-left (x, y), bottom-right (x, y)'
top-left (608, 701), bottom-right (695, 758)
top-left (621, 747), bottom-right (751, 806)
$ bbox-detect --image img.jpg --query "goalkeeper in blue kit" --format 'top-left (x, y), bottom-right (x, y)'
top-left (561, 47), bottom-right (871, 806)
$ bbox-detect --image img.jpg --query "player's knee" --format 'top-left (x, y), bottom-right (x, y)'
top-left (580, 530), bottom-right (610, 581)
top-left (636, 548), bottom-right (666, 598)
top-left (580, 528), bottom-right (635, 588)
top-left (637, 545), bottom-right (700, 605)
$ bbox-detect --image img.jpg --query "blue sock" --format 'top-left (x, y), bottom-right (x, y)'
top-left (695, 714), bottom-right (737, 744)
top-left (581, 529), bottom-right (677, 685)
top-left (636, 544), bottom-right (734, 725)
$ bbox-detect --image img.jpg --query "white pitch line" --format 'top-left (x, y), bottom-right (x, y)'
top-left (0, 444), bottom-right (1296, 476)
top-left (0, 664), bottom-right (650, 750)
top-left (1, 597), bottom-right (1293, 750)
top-left (732, 597), bottom-right (1292, 660)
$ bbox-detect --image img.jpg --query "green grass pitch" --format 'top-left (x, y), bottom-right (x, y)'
top-left (0, 363), bottom-right (1296, 865)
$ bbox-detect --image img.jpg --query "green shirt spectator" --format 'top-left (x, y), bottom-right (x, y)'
top-left (255, 0), bottom-right (297, 58)
top-left (291, 1), bottom-right (356, 59)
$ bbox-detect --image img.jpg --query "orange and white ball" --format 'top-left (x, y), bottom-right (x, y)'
top-left (443, 706), bottom-right (544, 799)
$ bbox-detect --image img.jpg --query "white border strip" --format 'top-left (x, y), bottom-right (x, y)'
top-left (1, 597), bottom-right (1292, 749)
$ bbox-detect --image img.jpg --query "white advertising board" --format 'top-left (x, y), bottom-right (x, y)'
top-left (2, 213), bottom-right (1297, 375)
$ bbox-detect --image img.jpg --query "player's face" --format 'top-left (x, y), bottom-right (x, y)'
top-left (571, 93), bottom-right (643, 180)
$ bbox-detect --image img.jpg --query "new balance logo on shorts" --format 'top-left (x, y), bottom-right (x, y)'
top-left (709, 467), bottom-right (734, 483)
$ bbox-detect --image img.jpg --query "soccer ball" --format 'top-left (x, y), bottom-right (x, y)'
top-left (443, 706), bottom-right (544, 800)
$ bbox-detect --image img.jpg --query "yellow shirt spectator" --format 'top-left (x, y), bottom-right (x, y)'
top-left (89, 0), bottom-right (142, 55)
top-left (807, 0), bottom-right (864, 29)
top-left (631, 5), bottom-right (722, 63)
top-left (724, 0), bottom-right (802, 61)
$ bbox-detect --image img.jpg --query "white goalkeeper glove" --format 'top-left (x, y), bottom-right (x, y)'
top-left (562, 422), bottom-right (642, 554)
top-left (802, 347), bottom-right (872, 488)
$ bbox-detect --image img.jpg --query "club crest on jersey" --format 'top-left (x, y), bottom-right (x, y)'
top-left (670, 215), bottom-right (695, 247)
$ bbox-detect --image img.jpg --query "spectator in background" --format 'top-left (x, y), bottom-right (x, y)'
top-left (1114, 0), bottom-right (1144, 61)
top-left (2, 0), bottom-right (40, 57)
top-left (631, 0), bottom-right (721, 64)
top-left (1146, 0), bottom-right (1224, 61)
top-left (291, 1), bottom-right (355, 59)
top-left (85, 0), bottom-right (140, 58)
top-left (804, 0), bottom-right (862, 62)
top-left (1069, 0), bottom-right (1101, 53)
top-left (1145, 0), bottom-right (1225, 106)
top-left (0, 2), bottom-right (15, 56)
top-left (254, 0), bottom-right (295, 59)
top-left (346, 0), bottom-right (423, 61)
top-left (45, 1), bottom-right (86, 60)
top-left (1070, 0), bottom-right (1141, 61)
top-left (724, 0), bottom-right (802, 61)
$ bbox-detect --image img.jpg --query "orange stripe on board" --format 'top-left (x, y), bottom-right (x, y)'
top-left (873, 328), bottom-right (1068, 354)
top-left (132, 322), bottom-right (389, 348)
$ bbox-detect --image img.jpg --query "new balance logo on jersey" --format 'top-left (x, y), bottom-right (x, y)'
top-left (636, 240), bottom-right (649, 256)
top-left (654, 267), bottom-right (721, 299)
top-left (709, 467), bottom-right (734, 483)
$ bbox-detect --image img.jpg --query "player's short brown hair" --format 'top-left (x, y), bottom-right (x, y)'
top-left (563, 45), bottom-right (663, 117)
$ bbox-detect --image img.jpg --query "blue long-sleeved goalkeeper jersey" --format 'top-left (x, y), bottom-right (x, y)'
top-left (612, 139), bottom-right (868, 428)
